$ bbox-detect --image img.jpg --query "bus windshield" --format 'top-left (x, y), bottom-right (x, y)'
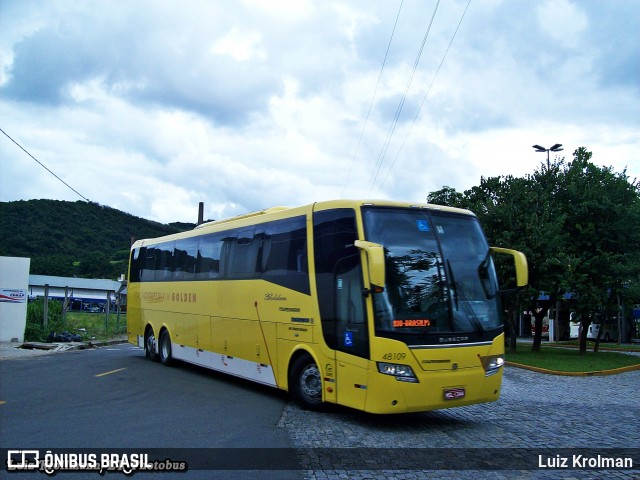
top-left (362, 207), bottom-right (501, 345)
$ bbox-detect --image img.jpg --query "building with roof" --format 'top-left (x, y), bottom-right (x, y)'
top-left (1, 256), bottom-right (30, 342)
top-left (28, 274), bottom-right (127, 312)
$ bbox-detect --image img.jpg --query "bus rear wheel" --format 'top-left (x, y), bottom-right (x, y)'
top-left (290, 355), bottom-right (324, 410)
top-left (144, 328), bottom-right (159, 361)
top-left (159, 330), bottom-right (173, 366)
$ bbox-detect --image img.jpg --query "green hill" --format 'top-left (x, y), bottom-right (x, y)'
top-left (0, 199), bottom-right (195, 278)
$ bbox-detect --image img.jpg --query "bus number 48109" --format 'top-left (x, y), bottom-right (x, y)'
top-left (382, 353), bottom-right (406, 361)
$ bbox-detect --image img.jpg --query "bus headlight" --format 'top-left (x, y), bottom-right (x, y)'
top-left (479, 355), bottom-right (504, 377)
top-left (377, 362), bottom-right (419, 383)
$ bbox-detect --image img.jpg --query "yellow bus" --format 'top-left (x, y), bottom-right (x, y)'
top-left (127, 200), bottom-right (527, 414)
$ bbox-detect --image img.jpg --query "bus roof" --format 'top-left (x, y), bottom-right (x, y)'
top-left (131, 199), bottom-right (475, 249)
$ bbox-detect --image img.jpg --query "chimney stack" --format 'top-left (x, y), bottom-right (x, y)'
top-left (197, 202), bottom-right (204, 225)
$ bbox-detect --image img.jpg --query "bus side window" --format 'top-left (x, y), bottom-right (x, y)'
top-left (261, 217), bottom-right (307, 275)
top-left (197, 233), bottom-right (222, 280)
top-left (226, 227), bottom-right (260, 278)
top-left (258, 216), bottom-right (310, 294)
top-left (141, 246), bottom-right (157, 282)
top-left (156, 242), bottom-right (174, 281)
top-left (174, 237), bottom-right (198, 280)
top-left (130, 247), bottom-right (143, 283)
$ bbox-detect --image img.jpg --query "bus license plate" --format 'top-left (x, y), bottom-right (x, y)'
top-left (443, 388), bottom-right (465, 400)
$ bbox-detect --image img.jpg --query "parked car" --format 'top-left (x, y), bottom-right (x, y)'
top-left (587, 322), bottom-right (618, 342)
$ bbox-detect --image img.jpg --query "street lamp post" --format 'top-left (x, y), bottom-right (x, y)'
top-left (532, 144), bottom-right (563, 169)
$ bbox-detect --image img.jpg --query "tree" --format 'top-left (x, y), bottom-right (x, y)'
top-left (427, 186), bottom-right (465, 207)
top-left (428, 184), bottom-right (533, 351)
top-left (555, 148), bottom-right (640, 354)
top-left (30, 255), bottom-right (76, 276)
top-left (0, 199), bottom-right (188, 280)
top-left (77, 252), bottom-right (113, 279)
top-left (427, 147), bottom-right (640, 355)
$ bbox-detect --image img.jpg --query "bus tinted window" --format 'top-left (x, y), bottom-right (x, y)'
top-left (155, 242), bottom-right (174, 281)
top-left (173, 237), bottom-right (198, 280)
top-left (226, 227), bottom-right (260, 278)
top-left (140, 246), bottom-right (157, 282)
top-left (197, 233), bottom-right (223, 279)
top-left (259, 216), bottom-right (309, 294)
top-left (261, 217), bottom-right (307, 275)
top-left (129, 215), bottom-right (310, 294)
top-left (129, 247), bottom-right (143, 283)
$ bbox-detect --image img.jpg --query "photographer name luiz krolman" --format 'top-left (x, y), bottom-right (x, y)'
top-left (538, 453), bottom-right (634, 469)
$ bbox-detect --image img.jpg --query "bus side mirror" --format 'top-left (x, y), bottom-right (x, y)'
top-left (490, 247), bottom-right (529, 288)
top-left (354, 240), bottom-right (385, 293)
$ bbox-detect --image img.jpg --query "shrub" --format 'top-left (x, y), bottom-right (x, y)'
top-left (24, 299), bottom-right (64, 342)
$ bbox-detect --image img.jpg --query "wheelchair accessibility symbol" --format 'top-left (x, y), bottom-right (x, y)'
top-left (416, 220), bottom-right (430, 232)
top-left (344, 331), bottom-right (353, 347)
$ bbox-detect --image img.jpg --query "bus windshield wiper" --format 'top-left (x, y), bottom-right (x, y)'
top-left (478, 249), bottom-right (496, 300)
top-left (448, 259), bottom-right (485, 332)
top-left (446, 260), bottom-right (459, 310)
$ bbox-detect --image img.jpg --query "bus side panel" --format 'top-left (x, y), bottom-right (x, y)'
top-left (128, 306), bottom-right (143, 347)
top-left (198, 314), bottom-right (212, 351)
top-left (177, 313), bottom-right (196, 347)
top-left (336, 352), bottom-right (368, 411)
top-left (215, 317), bottom-right (267, 364)
top-left (166, 313), bottom-right (207, 348)
top-left (127, 283), bottom-right (142, 346)
top-left (142, 310), bottom-right (176, 340)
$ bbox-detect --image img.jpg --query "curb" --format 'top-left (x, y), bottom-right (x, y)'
top-left (21, 338), bottom-right (128, 351)
top-left (506, 361), bottom-right (640, 376)
top-left (85, 338), bottom-right (129, 348)
top-left (0, 338), bottom-right (129, 360)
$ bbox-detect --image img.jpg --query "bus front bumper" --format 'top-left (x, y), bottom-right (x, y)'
top-left (362, 365), bottom-right (503, 414)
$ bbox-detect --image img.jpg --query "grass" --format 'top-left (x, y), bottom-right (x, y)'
top-left (546, 340), bottom-right (640, 352)
top-left (35, 307), bottom-right (640, 373)
top-left (505, 345), bottom-right (640, 372)
top-left (62, 311), bottom-right (127, 341)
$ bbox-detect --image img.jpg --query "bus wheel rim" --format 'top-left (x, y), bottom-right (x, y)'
top-left (162, 335), bottom-right (170, 358)
top-left (146, 334), bottom-right (156, 353)
top-left (300, 364), bottom-right (321, 399)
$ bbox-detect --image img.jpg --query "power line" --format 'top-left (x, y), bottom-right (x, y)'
top-left (377, 0), bottom-right (472, 193)
top-left (0, 127), bottom-right (90, 202)
top-left (367, 0), bottom-right (441, 196)
top-left (342, 0), bottom-right (404, 197)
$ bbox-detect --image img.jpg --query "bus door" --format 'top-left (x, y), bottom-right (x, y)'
top-left (313, 208), bottom-right (370, 410)
top-left (334, 253), bottom-right (369, 411)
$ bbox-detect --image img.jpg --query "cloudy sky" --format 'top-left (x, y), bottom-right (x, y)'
top-left (1, 0), bottom-right (638, 224)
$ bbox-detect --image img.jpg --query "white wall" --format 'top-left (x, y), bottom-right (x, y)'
top-left (0, 257), bottom-right (31, 342)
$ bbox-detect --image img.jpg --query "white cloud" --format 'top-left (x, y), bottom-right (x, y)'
top-left (212, 28), bottom-right (267, 62)
top-left (1, 0), bottom-right (638, 224)
top-left (536, 0), bottom-right (589, 50)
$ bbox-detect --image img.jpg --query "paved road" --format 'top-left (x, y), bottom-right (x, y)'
top-left (0, 343), bottom-right (298, 480)
top-left (284, 366), bottom-right (640, 479)
top-left (1, 343), bottom-right (638, 479)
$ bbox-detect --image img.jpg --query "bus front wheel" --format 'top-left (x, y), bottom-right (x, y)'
top-left (290, 355), bottom-right (324, 410)
top-left (159, 330), bottom-right (173, 367)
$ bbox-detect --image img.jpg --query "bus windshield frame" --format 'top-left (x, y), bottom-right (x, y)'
top-left (362, 206), bottom-right (502, 346)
